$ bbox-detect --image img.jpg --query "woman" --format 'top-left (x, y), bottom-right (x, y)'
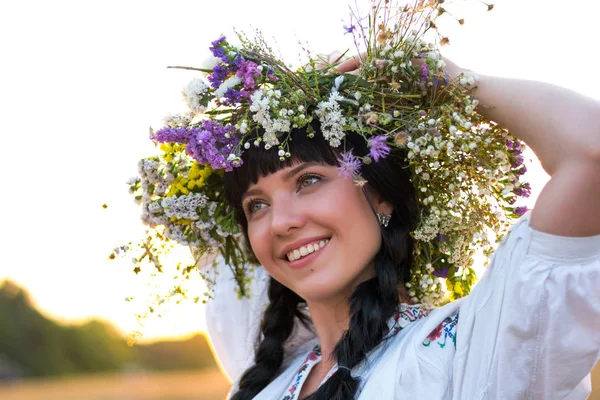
top-left (203, 55), bottom-right (600, 399)
top-left (128, 3), bottom-right (600, 397)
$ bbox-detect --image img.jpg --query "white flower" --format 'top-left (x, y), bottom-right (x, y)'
top-left (214, 75), bottom-right (242, 98)
top-left (278, 149), bottom-right (285, 157)
top-left (182, 78), bottom-right (209, 113)
top-left (200, 55), bottom-right (222, 71)
top-left (332, 75), bottom-right (345, 92)
top-left (449, 125), bottom-right (457, 134)
top-left (244, 142), bottom-right (250, 149)
top-left (391, 66), bottom-right (398, 73)
top-left (163, 112), bottom-right (193, 127)
top-left (315, 91), bottom-right (347, 147)
top-left (393, 50), bottom-right (405, 58)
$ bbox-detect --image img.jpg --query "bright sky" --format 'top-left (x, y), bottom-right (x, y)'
top-left (0, 0), bottom-right (598, 342)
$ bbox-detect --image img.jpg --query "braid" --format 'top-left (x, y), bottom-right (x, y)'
top-left (230, 278), bottom-right (306, 400)
top-left (306, 222), bottom-right (413, 400)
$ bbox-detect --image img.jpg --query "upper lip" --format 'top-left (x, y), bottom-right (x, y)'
top-left (279, 235), bottom-right (331, 259)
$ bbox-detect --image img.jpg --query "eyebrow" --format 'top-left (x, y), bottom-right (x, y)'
top-left (241, 162), bottom-right (324, 202)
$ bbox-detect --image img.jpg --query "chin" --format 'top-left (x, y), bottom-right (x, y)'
top-left (292, 275), bottom-right (355, 304)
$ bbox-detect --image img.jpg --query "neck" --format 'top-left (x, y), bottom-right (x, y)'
top-left (304, 282), bottom-right (410, 366)
top-left (305, 297), bottom-right (349, 367)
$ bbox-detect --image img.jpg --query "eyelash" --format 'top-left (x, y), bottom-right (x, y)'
top-left (244, 173), bottom-right (323, 215)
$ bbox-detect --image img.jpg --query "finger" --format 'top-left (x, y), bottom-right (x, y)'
top-left (334, 54), bottom-right (363, 73)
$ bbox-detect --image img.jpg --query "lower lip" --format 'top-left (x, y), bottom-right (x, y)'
top-left (286, 240), bottom-right (330, 269)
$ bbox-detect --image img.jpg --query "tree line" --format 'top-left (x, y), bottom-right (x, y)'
top-left (0, 280), bottom-right (217, 379)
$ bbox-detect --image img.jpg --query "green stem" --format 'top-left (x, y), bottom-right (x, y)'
top-left (167, 66), bottom-right (213, 73)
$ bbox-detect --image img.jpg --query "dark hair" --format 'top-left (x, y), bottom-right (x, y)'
top-left (224, 124), bottom-right (418, 399)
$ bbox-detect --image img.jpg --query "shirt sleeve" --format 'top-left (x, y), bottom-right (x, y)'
top-left (204, 260), bottom-right (270, 382)
top-left (452, 213), bottom-right (600, 399)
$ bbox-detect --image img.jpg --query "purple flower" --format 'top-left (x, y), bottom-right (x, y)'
top-left (266, 69), bottom-right (278, 81)
top-left (420, 64), bottom-right (429, 82)
top-left (514, 206), bottom-right (529, 217)
top-left (432, 266), bottom-right (449, 278)
top-left (185, 120), bottom-right (241, 171)
top-left (515, 164), bottom-right (528, 176)
top-left (506, 140), bottom-right (514, 150)
top-left (210, 36), bottom-right (228, 62)
top-left (151, 126), bottom-right (197, 144)
top-left (337, 151), bottom-right (361, 179)
top-left (368, 135), bottom-right (391, 162)
top-left (511, 153), bottom-right (524, 169)
top-left (222, 88), bottom-right (244, 104)
top-left (236, 60), bottom-right (261, 90)
top-left (231, 54), bottom-right (244, 70)
top-left (513, 182), bottom-right (532, 198)
top-left (342, 14), bottom-right (357, 34)
top-left (208, 64), bottom-right (229, 88)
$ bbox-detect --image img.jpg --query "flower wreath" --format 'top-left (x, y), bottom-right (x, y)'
top-left (114, 0), bottom-right (530, 309)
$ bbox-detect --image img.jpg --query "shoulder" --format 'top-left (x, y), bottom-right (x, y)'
top-left (358, 302), bottom-right (461, 398)
top-left (390, 301), bottom-right (463, 377)
top-left (421, 308), bottom-right (459, 350)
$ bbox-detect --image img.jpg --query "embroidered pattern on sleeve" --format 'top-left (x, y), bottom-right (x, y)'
top-left (422, 310), bottom-right (459, 349)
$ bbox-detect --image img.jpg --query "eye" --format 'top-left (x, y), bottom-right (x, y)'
top-left (245, 199), bottom-right (268, 215)
top-left (298, 173), bottom-right (322, 189)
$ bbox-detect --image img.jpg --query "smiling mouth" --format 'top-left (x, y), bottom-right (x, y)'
top-left (286, 238), bottom-right (330, 262)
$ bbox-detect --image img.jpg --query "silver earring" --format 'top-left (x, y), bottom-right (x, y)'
top-left (377, 213), bottom-right (391, 227)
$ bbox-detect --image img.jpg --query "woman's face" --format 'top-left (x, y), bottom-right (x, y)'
top-left (241, 161), bottom-right (391, 303)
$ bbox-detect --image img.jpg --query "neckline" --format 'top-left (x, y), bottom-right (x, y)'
top-left (281, 304), bottom-right (430, 399)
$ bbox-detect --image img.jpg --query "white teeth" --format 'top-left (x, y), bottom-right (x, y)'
top-left (286, 239), bottom-right (330, 262)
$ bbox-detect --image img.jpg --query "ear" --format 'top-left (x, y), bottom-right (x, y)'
top-left (364, 186), bottom-right (393, 215)
top-left (376, 197), bottom-right (394, 216)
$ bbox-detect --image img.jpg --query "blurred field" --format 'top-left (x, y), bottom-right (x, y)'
top-left (0, 364), bottom-right (597, 399)
top-left (0, 368), bottom-right (231, 400)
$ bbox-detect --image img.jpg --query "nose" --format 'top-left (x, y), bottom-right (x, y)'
top-left (270, 195), bottom-right (306, 236)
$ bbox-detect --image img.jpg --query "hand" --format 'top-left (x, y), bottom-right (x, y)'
top-left (333, 51), bottom-right (470, 81)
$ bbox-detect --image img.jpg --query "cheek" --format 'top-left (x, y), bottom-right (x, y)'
top-left (247, 222), bottom-right (271, 263)
top-left (325, 184), bottom-right (382, 255)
